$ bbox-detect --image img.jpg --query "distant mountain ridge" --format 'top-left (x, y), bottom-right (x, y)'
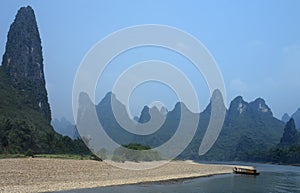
top-left (281, 113), bottom-right (291, 123)
top-left (51, 117), bottom-right (79, 139)
top-left (77, 91), bottom-right (285, 161)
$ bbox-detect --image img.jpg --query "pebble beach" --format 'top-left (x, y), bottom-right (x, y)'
top-left (0, 158), bottom-right (234, 193)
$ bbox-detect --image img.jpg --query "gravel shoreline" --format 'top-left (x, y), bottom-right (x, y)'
top-left (0, 158), bottom-right (235, 193)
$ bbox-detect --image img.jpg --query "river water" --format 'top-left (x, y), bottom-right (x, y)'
top-left (59, 163), bottom-right (300, 193)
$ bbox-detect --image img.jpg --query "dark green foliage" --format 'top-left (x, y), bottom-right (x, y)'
top-left (268, 146), bottom-right (300, 164)
top-left (0, 116), bottom-right (91, 155)
top-left (123, 143), bottom-right (151, 150)
top-left (232, 135), bottom-right (268, 162)
top-left (111, 143), bottom-right (162, 162)
top-left (25, 149), bottom-right (34, 157)
top-left (0, 65), bottom-right (89, 154)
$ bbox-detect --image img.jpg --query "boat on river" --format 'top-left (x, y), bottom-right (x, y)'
top-left (233, 166), bottom-right (260, 175)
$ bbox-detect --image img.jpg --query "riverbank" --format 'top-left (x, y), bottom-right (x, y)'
top-left (0, 158), bottom-right (235, 193)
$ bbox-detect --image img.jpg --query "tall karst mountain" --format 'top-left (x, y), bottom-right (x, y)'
top-left (0, 6), bottom-right (89, 154)
top-left (2, 6), bottom-right (51, 122)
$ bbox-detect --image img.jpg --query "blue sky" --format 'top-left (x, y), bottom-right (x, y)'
top-left (1, 0), bottom-right (300, 122)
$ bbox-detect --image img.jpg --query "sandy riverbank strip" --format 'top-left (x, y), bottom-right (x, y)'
top-left (0, 158), bottom-right (236, 193)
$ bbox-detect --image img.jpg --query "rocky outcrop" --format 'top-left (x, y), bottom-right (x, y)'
top-left (2, 6), bottom-right (51, 122)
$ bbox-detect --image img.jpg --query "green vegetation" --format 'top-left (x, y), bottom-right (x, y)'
top-left (112, 143), bottom-right (162, 162)
top-left (0, 99), bottom-right (91, 155)
top-left (0, 153), bottom-right (103, 161)
top-left (123, 143), bottom-right (151, 150)
top-left (34, 154), bottom-right (91, 160)
top-left (0, 68), bottom-right (91, 154)
top-left (0, 154), bottom-right (27, 159)
top-left (268, 146), bottom-right (300, 164)
top-left (266, 119), bottom-right (300, 164)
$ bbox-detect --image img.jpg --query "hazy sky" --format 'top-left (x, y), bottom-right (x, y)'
top-left (1, 0), bottom-right (300, 122)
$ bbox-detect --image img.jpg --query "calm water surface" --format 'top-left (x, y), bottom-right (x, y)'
top-left (59, 163), bottom-right (300, 193)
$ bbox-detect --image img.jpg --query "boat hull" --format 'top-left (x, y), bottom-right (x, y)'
top-left (233, 167), bottom-right (260, 175)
